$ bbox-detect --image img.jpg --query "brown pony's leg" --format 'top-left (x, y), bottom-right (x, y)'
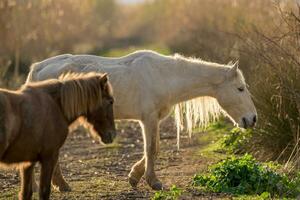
top-left (51, 161), bottom-right (71, 191)
top-left (19, 163), bottom-right (35, 200)
top-left (31, 161), bottom-right (71, 193)
top-left (39, 153), bottom-right (58, 200)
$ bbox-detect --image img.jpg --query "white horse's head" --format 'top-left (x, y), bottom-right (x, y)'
top-left (214, 62), bottom-right (257, 128)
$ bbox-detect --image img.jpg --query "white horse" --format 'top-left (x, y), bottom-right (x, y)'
top-left (26, 50), bottom-right (257, 190)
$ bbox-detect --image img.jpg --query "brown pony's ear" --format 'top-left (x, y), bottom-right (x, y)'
top-left (100, 73), bottom-right (108, 84)
top-left (99, 73), bottom-right (109, 91)
top-left (100, 73), bottom-right (108, 86)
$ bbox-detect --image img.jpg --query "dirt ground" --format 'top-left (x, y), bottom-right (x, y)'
top-left (0, 118), bottom-right (231, 200)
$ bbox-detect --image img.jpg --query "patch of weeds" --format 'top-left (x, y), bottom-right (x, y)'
top-left (192, 120), bottom-right (231, 134)
top-left (232, 194), bottom-right (268, 200)
top-left (0, 188), bottom-right (19, 200)
top-left (192, 154), bottom-right (300, 198)
top-left (194, 120), bottom-right (234, 160)
top-left (152, 185), bottom-right (182, 200)
top-left (206, 120), bottom-right (232, 133)
top-left (221, 127), bottom-right (252, 153)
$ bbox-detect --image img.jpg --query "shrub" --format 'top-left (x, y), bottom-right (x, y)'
top-left (193, 154), bottom-right (300, 197)
top-left (239, 3), bottom-right (300, 162)
top-left (222, 127), bottom-right (252, 153)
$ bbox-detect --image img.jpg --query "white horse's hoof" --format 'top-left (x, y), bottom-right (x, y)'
top-left (150, 181), bottom-right (163, 190)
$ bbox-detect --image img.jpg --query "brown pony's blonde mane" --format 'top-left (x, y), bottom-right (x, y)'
top-left (23, 72), bottom-right (110, 121)
top-left (58, 72), bottom-right (109, 121)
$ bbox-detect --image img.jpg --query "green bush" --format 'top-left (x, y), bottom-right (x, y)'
top-left (193, 154), bottom-right (300, 197)
top-left (152, 185), bottom-right (182, 200)
top-left (222, 127), bottom-right (252, 153)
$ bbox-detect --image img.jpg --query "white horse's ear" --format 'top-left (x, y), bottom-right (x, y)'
top-left (227, 60), bottom-right (239, 79)
top-left (227, 60), bottom-right (234, 65)
top-left (232, 60), bottom-right (239, 71)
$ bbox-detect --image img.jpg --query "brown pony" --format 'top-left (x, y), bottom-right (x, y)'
top-left (0, 72), bottom-right (116, 200)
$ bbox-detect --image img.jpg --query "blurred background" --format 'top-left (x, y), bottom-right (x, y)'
top-left (0, 0), bottom-right (299, 168)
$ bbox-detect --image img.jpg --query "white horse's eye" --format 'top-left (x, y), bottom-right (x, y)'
top-left (238, 87), bottom-right (244, 92)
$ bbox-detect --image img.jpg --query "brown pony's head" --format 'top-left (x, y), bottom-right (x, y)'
top-left (59, 72), bottom-right (116, 144)
top-left (86, 74), bottom-right (116, 144)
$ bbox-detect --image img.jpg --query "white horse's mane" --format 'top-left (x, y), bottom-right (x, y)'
top-left (174, 53), bottom-right (224, 66)
top-left (169, 54), bottom-right (225, 147)
top-left (170, 53), bottom-right (246, 148)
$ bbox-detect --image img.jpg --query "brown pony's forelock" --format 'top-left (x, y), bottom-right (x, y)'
top-left (59, 72), bottom-right (105, 121)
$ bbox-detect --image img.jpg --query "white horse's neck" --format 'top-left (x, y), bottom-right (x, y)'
top-left (158, 56), bottom-right (227, 105)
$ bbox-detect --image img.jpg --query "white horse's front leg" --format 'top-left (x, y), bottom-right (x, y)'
top-left (128, 117), bottom-right (161, 189)
top-left (128, 156), bottom-right (145, 187)
top-left (143, 117), bottom-right (162, 190)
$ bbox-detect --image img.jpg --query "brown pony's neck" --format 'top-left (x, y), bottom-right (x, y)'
top-left (22, 79), bottom-right (63, 105)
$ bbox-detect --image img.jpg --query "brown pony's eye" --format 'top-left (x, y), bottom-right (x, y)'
top-left (238, 87), bottom-right (244, 92)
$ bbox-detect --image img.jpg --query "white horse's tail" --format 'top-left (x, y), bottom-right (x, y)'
top-left (174, 96), bottom-right (222, 148)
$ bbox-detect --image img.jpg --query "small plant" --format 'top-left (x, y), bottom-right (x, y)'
top-left (193, 154), bottom-right (300, 198)
top-left (207, 120), bottom-right (228, 131)
top-left (152, 185), bottom-right (182, 200)
top-left (221, 127), bottom-right (252, 153)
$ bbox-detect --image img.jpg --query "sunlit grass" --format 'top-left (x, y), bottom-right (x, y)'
top-left (0, 188), bottom-right (19, 200)
top-left (193, 120), bottom-right (233, 161)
